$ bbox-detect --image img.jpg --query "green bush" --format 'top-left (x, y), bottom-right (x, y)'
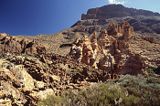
top-left (37, 83), bottom-right (139, 106)
top-left (117, 75), bottom-right (160, 106)
top-left (146, 67), bottom-right (157, 74)
top-left (37, 75), bottom-right (160, 106)
top-left (62, 83), bottom-right (139, 106)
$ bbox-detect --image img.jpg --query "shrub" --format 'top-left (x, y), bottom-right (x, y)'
top-left (37, 75), bottom-right (160, 106)
top-left (62, 83), bottom-right (140, 106)
top-left (146, 67), bottom-right (156, 74)
top-left (116, 75), bottom-right (160, 106)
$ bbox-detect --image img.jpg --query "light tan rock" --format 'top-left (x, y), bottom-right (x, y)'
top-left (122, 21), bottom-right (134, 40)
top-left (30, 89), bottom-right (54, 100)
top-left (14, 65), bottom-right (35, 91)
top-left (34, 81), bottom-right (46, 89)
top-left (0, 99), bottom-right (12, 106)
top-left (50, 75), bottom-right (61, 82)
top-left (81, 35), bottom-right (94, 65)
top-left (0, 33), bottom-right (8, 38)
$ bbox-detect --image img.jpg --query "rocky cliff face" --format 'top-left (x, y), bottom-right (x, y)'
top-left (68, 4), bottom-right (160, 72)
top-left (81, 4), bottom-right (160, 20)
top-left (73, 4), bottom-right (160, 35)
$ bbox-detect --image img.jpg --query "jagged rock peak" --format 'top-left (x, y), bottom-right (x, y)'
top-left (81, 4), bottom-right (160, 20)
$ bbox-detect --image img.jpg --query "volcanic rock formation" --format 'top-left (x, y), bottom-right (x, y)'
top-left (0, 33), bottom-right (46, 55)
top-left (73, 4), bottom-right (160, 35)
top-left (0, 33), bottom-right (121, 105)
top-left (69, 21), bottom-right (144, 75)
top-left (81, 4), bottom-right (160, 20)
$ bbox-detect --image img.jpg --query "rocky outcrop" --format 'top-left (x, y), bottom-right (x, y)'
top-left (0, 52), bottom-right (119, 105)
top-left (81, 4), bottom-right (160, 20)
top-left (69, 21), bottom-right (147, 75)
top-left (0, 33), bottom-right (46, 55)
top-left (71, 4), bottom-right (160, 35)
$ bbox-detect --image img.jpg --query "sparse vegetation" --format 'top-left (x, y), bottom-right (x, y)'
top-left (146, 67), bottom-right (160, 75)
top-left (37, 95), bottom-right (62, 106)
top-left (116, 75), bottom-right (160, 106)
top-left (146, 67), bottom-right (157, 74)
top-left (38, 75), bottom-right (160, 106)
top-left (62, 83), bottom-right (139, 106)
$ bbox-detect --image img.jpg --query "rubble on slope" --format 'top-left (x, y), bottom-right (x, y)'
top-left (0, 33), bottom-right (46, 55)
top-left (0, 52), bottom-right (120, 105)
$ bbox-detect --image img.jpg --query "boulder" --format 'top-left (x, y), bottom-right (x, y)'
top-left (14, 65), bottom-right (35, 91)
top-left (34, 81), bottom-right (46, 90)
top-left (0, 99), bottom-right (12, 106)
top-left (29, 89), bottom-right (54, 100)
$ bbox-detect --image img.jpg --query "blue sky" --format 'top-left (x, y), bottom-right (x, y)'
top-left (0, 0), bottom-right (160, 35)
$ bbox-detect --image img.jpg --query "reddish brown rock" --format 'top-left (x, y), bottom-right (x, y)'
top-left (0, 34), bottom-right (46, 55)
top-left (107, 21), bottom-right (118, 36)
top-left (121, 21), bottom-right (134, 40)
top-left (69, 20), bottom-right (148, 76)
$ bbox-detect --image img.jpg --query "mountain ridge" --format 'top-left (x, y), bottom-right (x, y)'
top-left (81, 4), bottom-right (160, 20)
top-left (71, 4), bottom-right (160, 36)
